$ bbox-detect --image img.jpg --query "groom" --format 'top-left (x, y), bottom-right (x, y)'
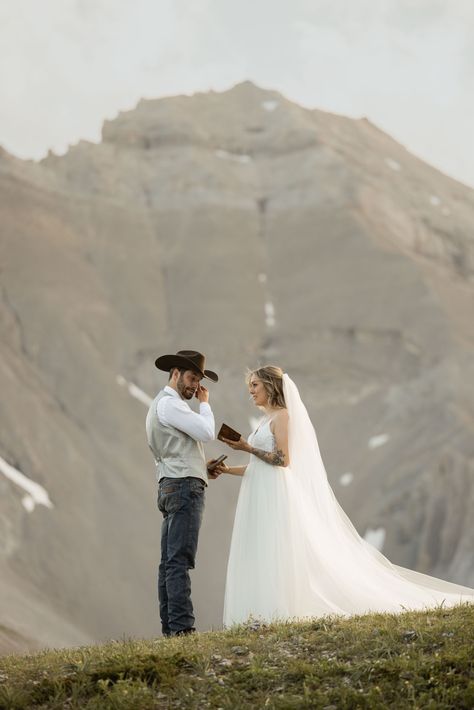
top-left (146, 350), bottom-right (219, 637)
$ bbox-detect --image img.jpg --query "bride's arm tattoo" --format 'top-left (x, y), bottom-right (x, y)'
top-left (249, 445), bottom-right (285, 466)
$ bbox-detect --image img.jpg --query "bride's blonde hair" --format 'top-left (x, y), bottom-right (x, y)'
top-left (246, 365), bottom-right (286, 408)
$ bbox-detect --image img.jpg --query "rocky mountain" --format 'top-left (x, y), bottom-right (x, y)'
top-left (1, 81), bottom-right (474, 653)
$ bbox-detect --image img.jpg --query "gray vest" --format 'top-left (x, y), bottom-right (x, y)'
top-left (146, 389), bottom-right (208, 484)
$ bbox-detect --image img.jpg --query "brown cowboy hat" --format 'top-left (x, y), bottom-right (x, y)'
top-left (154, 350), bottom-right (219, 382)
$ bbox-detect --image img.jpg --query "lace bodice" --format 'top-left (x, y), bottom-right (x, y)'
top-left (248, 418), bottom-right (275, 453)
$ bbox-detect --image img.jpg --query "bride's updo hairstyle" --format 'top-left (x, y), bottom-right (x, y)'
top-left (246, 365), bottom-right (286, 408)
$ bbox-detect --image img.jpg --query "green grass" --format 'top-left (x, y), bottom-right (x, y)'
top-left (1, 605), bottom-right (473, 709)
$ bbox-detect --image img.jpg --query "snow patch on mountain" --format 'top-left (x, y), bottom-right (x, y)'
top-left (117, 375), bottom-right (153, 406)
top-left (0, 455), bottom-right (53, 512)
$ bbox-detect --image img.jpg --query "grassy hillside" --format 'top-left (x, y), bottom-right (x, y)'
top-left (0, 605), bottom-right (473, 709)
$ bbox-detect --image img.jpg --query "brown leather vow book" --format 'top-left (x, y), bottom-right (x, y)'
top-left (217, 423), bottom-right (241, 442)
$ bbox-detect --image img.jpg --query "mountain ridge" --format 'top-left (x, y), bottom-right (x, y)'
top-left (1, 81), bottom-right (473, 653)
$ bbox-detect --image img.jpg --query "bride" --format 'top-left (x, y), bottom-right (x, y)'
top-left (217, 366), bottom-right (474, 627)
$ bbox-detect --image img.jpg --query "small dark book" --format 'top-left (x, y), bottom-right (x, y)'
top-left (217, 423), bottom-right (241, 442)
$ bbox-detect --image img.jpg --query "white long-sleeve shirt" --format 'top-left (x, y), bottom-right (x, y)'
top-left (156, 386), bottom-right (215, 442)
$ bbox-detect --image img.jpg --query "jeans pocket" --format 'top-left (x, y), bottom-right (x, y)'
top-left (159, 483), bottom-right (182, 514)
top-left (160, 483), bottom-right (181, 495)
top-left (190, 478), bottom-right (205, 495)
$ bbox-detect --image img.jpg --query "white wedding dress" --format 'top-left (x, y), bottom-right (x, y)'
top-left (223, 374), bottom-right (474, 627)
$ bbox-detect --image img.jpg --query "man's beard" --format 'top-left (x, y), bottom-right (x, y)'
top-left (177, 374), bottom-right (196, 400)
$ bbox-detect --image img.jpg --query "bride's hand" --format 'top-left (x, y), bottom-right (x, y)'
top-left (214, 461), bottom-right (230, 475)
top-left (222, 436), bottom-right (250, 452)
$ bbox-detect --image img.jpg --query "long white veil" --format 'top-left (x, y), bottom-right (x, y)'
top-left (282, 373), bottom-right (474, 618)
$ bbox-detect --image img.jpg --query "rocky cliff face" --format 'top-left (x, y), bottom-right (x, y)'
top-left (1, 82), bottom-right (474, 652)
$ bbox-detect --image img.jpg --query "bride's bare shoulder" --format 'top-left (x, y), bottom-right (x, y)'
top-left (270, 408), bottom-right (289, 441)
top-left (273, 408), bottom-right (288, 424)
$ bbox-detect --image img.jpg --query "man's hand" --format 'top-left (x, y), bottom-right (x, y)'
top-left (195, 383), bottom-right (209, 404)
top-left (207, 458), bottom-right (224, 480)
top-left (206, 459), bottom-right (229, 480)
top-left (207, 461), bottom-right (230, 479)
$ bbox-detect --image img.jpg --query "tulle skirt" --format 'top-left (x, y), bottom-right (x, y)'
top-left (223, 459), bottom-right (474, 627)
top-left (223, 459), bottom-right (296, 626)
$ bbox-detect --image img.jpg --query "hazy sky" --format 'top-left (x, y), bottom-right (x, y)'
top-left (1, 0), bottom-right (473, 187)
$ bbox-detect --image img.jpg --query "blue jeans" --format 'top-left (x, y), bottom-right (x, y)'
top-left (157, 476), bottom-right (205, 636)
